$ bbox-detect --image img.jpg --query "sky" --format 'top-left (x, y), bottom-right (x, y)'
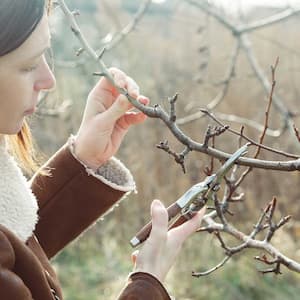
top-left (211, 0), bottom-right (300, 8)
top-left (214, 0), bottom-right (300, 5)
top-left (153, 0), bottom-right (300, 7)
top-left (208, 0), bottom-right (300, 16)
top-left (151, 0), bottom-right (300, 16)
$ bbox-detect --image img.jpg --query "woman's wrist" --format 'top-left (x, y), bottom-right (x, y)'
top-left (72, 136), bottom-right (104, 171)
top-left (133, 266), bottom-right (165, 283)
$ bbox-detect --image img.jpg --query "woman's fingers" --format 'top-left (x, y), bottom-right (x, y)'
top-left (169, 206), bottom-right (206, 245)
top-left (97, 94), bottom-right (129, 123)
top-left (109, 68), bottom-right (127, 93)
top-left (101, 94), bottom-right (149, 128)
top-left (101, 69), bottom-right (143, 119)
top-left (110, 68), bottom-right (140, 99)
top-left (90, 68), bottom-right (150, 129)
top-left (131, 250), bottom-right (139, 265)
top-left (122, 112), bottom-right (147, 126)
top-left (133, 201), bottom-right (206, 282)
top-left (126, 76), bottom-right (140, 99)
top-left (136, 95), bottom-right (150, 106)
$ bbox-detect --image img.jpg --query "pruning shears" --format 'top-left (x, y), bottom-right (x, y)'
top-left (130, 144), bottom-right (248, 248)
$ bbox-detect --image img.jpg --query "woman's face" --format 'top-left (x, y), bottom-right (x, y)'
top-left (0, 13), bottom-right (55, 134)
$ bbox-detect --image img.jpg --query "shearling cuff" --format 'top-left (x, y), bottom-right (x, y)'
top-left (68, 135), bottom-right (136, 193)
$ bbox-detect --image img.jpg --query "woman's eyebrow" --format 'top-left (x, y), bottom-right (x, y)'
top-left (28, 44), bottom-right (51, 60)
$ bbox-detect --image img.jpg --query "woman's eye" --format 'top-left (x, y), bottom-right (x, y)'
top-left (22, 64), bottom-right (38, 72)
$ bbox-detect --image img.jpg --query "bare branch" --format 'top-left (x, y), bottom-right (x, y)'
top-left (256, 57), bottom-right (279, 154)
top-left (293, 123), bottom-right (300, 143)
top-left (254, 255), bottom-right (283, 274)
top-left (201, 109), bottom-right (299, 159)
top-left (186, 1), bottom-right (300, 35)
top-left (57, 0), bottom-right (300, 280)
top-left (177, 39), bottom-right (241, 124)
top-left (239, 8), bottom-right (300, 34)
top-left (192, 255), bottom-right (231, 277)
top-left (200, 214), bottom-right (300, 273)
top-left (103, 0), bottom-right (152, 50)
top-left (186, 0), bottom-right (237, 33)
top-left (169, 93), bottom-right (178, 123)
top-left (203, 125), bottom-right (229, 147)
top-left (186, 0), bottom-right (298, 143)
top-left (58, 0), bottom-right (300, 172)
top-left (235, 57), bottom-right (280, 185)
top-left (213, 112), bottom-right (282, 137)
top-left (156, 140), bottom-right (190, 173)
top-left (240, 35), bottom-right (296, 138)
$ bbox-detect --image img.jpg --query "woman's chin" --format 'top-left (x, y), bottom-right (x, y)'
top-left (4, 119), bottom-right (25, 135)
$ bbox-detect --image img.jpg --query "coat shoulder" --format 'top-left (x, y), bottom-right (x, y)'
top-left (0, 226), bottom-right (15, 269)
top-left (0, 225), bottom-right (33, 299)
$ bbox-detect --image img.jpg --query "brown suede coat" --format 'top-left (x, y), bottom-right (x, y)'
top-left (0, 144), bottom-right (170, 300)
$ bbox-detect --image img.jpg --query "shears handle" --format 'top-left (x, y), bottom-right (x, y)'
top-left (130, 202), bottom-right (183, 248)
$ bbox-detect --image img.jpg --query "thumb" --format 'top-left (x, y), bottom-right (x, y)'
top-left (151, 200), bottom-right (168, 233)
top-left (147, 200), bottom-right (168, 245)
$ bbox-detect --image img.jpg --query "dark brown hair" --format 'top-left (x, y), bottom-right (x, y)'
top-left (0, 0), bottom-right (45, 56)
top-left (0, 0), bottom-right (52, 175)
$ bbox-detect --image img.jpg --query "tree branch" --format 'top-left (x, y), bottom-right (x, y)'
top-left (57, 0), bottom-right (300, 172)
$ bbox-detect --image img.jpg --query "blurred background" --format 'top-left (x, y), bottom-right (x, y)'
top-left (30, 0), bottom-right (300, 299)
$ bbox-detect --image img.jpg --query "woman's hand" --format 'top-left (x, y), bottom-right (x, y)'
top-left (73, 67), bottom-right (149, 170)
top-left (131, 200), bottom-right (206, 282)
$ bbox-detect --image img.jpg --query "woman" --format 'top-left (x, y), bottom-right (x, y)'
top-left (0, 0), bottom-right (206, 299)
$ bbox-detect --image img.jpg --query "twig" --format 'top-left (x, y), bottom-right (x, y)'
top-left (105, 0), bottom-right (152, 50)
top-left (240, 35), bottom-right (296, 138)
top-left (199, 212), bottom-right (300, 273)
top-left (177, 39), bottom-right (241, 124)
top-left (239, 8), bottom-right (300, 34)
top-left (156, 140), bottom-right (190, 173)
top-left (186, 0), bottom-right (298, 144)
top-left (192, 255), bottom-right (231, 277)
top-left (186, 1), bottom-right (300, 35)
top-left (169, 93), bottom-right (178, 122)
top-left (203, 125), bottom-right (229, 147)
top-left (201, 109), bottom-right (299, 159)
top-left (293, 124), bottom-right (300, 142)
top-left (214, 112), bottom-right (282, 137)
top-left (236, 57), bottom-right (280, 186)
top-left (254, 255), bottom-right (283, 274)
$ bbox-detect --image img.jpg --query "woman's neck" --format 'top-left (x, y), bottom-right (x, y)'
top-left (0, 135), bottom-right (6, 148)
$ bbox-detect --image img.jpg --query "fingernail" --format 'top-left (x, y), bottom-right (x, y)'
top-left (132, 88), bottom-right (139, 96)
top-left (153, 199), bottom-right (163, 207)
top-left (151, 199), bottom-right (164, 213)
top-left (138, 96), bottom-right (149, 105)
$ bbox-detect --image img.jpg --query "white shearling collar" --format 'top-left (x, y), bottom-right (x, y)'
top-left (0, 137), bottom-right (38, 242)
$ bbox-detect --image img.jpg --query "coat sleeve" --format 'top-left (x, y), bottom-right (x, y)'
top-left (30, 141), bottom-right (134, 259)
top-left (118, 272), bottom-right (172, 300)
top-left (0, 230), bottom-right (33, 300)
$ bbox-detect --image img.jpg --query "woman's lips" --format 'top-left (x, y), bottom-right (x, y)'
top-left (24, 107), bottom-right (36, 115)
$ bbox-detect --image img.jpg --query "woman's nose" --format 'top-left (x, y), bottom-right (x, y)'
top-left (34, 57), bottom-right (56, 91)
